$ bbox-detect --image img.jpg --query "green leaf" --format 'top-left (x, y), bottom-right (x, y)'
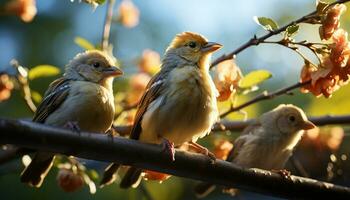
top-left (316, 0), bottom-right (329, 14)
top-left (74, 37), bottom-right (95, 50)
top-left (285, 24), bottom-right (300, 38)
top-left (239, 70), bottom-right (272, 89)
top-left (31, 90), bottom-right (42, 103)
top-left (95, 0), bottom-right (106, 4)
top-left (253, 16), bottom-right (279, 31)
top-left (28, 65), bottom-right (60, 80)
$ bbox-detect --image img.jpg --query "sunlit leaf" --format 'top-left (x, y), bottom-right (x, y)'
top-left (88, 169), bottom-right (99, 180)
top-left (22, 155), bottom-right (31, 167)
top-left (28, 65), bottom-right (60, 80)
top-left (239, 70), bottom-right (272, 89)
top-left (74, 37), bottom-right (95, 50)
top-left (253, 16), bottom-right (279, 31)
top-left (285, 24), bottom-right (299, 38)
top-left (31, 90), bottom-right (42, 103)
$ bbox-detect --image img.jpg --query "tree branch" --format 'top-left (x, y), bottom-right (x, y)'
top-left (101, 0), bottom-right (116, 51)
top-left (210, 0), bottom-right (350, 68)
top-left (113, 114), bottom-right (350, 136)
top-left (0, 118), bottom-right (349, 199)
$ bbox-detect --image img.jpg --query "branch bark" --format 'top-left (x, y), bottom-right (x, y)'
top-left (113, 114), bottom-right (350, 136)
top-left (0, 118), bottom-right (349, 199)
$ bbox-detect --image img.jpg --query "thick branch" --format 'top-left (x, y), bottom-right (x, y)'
top-left (114, 114), bottom-right (350, 136)
top-left (210, 0), bottom-right (350, 67)
top-left (0, 119), bottom-right (349, 199)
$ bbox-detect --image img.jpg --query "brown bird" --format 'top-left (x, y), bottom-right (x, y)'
top-left (100, 32), bottom-right (222, 188)
top-left (20, 50), bottom-right (123, 187)
top-left (195, 104), bottom-right (316, 198)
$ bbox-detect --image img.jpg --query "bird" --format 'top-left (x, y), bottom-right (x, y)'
top-left (20, 50), bottom-right (123, 188)
top-left (195, 104), bottom-right (316, 198)
top-left (100, 31), bottom-right (222, 188)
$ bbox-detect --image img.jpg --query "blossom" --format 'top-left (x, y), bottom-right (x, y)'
top-left (301, 29), bottom-right (350, 97)
top-left (213, 139), bottom-right (233, 160)
top-left (118, 0), bottom-right (139, 28)
top-left (319, 4), bottom-right (346, 40)
top-left (138, 49), bottom-right (161, 75)
top-left (126, 73), bottom-right (151, 105)
top-left (0, 73), bottom-right (14, 102)
top-left (143, 170), bottom-right (171, 182)
top-left (213, 59), bottom-right (242, 101)
top-left (57, 168), bottom-right (84, 192)
top-left (5, 0), bottom-right (37, 22)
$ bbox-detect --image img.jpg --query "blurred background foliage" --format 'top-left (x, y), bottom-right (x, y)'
top-left (0, 0), bottom-right (349, 199)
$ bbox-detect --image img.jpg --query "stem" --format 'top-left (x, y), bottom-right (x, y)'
top-left (1, 118), bottom-right (350, 199)
top-left (210, 0), bottom-right (350, 67)
top-left (101, 0), bottom-right (116, 51)
top-left (10, 60), bottom-right (36, 113)
top-left (220, 81), bottom-right (311, 118)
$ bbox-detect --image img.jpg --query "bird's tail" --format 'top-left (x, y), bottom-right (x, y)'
top-left (194, 182), bottom-right (216, 198)
top-left (20, 152), bottom-right (55, 188)
top-left (120, 167), bottom-right (143, 189)
top-left (100, 163), bottom-right (121, 187)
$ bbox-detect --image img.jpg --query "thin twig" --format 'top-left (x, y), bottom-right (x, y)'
top-left (1, 118), bottom-right (350, 199)
top-left (220, 80), bottom-right (311, 118)
top-left (10, 60), bottom-right (36, 113)
top-left (101, 0), bottom-right (116, 51)
top-left (210, 0), bottom-right (350, 68)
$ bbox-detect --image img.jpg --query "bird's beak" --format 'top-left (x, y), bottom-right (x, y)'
top-left (301, 120), bottom-right (316, 130)
top-left (102, 67), bottom-right (123, 77)
top-left (201, 42), bottom-right (223, 53)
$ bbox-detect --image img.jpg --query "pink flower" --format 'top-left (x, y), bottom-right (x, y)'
top-left (319, 4), bottom-right (346, 40)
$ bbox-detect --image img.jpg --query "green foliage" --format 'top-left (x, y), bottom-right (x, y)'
top-left (74, 37), bottom-right (96, 50)
top-left (254, 16), bottom-right (279, 31)
top-left (285, 24), bottom-right (300, 38)
top-left (239, 70), bottom-right (272, 89)
top-left (31, 90), bottom-right (42, 104)
top-left (28, 65), bottom-right (61, 80)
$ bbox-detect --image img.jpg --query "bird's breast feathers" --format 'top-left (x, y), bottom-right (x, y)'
top-left (140, 66), bottom-right (218, 145)
top-left (45, 81), bottom-right (115, 133)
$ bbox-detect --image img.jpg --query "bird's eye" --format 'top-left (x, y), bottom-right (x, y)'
top-left (288, 115), bottom-right (296, 122)
top-left (93, 62), bottom-right (100, 68)
top-left (188, 41), bottom-right (197, 48)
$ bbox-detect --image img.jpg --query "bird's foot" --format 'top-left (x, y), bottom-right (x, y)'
top-left (189, 142), bottom-right (216, 163)
top-left (272, 169), bottom-right (292, 179)
top-left (106, 126), bottom-right (117, 138)
top-left (222, 187), bottom-right (239, 196)
top-left (161, 139), bottom-right (175, 161)
top-left (64, 121), bottom-right (81, 133)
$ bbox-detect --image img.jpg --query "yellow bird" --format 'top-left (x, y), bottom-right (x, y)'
top-left (100, 32), bottom-right (222, 188)
top-left (195, 104), bottom-right (316, 198)
top-left (20, 50), bottom-right (123, 187)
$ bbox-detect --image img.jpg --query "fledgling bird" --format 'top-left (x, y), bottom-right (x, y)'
top-left (195, 104), bottom-right (316, 198)
top-left (20, 50), bottom-right (123, 187)
top-left (100, 32), bottom-right (222, 188)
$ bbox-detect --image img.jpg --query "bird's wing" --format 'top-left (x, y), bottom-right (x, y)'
top-left (32, 78), bottom-right (71, 123)
top-left (226, 136), bottom-right (246, 162)
top-left (226, 120), bottom-right (261, 162)
top-left (129, 73), bottom-right (166, 140)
